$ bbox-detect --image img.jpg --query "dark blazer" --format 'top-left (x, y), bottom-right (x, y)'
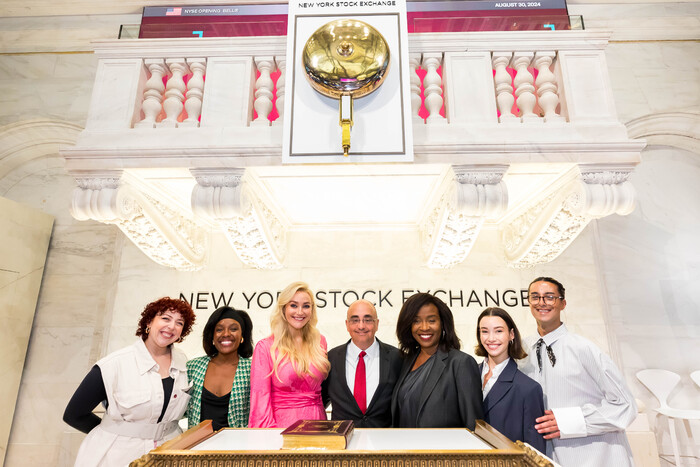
top-left (391, 348), bottom-right (483, 429)
top-left (322, 338), bottom-right (402, 427)
top-left (480, 358), bottom-right (546, 453)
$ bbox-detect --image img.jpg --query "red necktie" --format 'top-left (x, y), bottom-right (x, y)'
top-left (354, 351), bottom-right (367, 413)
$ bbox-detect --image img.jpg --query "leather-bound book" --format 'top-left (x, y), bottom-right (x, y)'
top-left (280, 419), bottom-right (354, 450)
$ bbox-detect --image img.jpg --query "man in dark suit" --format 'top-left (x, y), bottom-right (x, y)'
top-left (322, 299), bottom-right (402, 427)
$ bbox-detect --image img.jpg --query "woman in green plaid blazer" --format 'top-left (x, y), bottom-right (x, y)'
top-left (186, 307), bottom-right (253, 429)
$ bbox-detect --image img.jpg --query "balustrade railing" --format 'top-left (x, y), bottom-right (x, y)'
top-left (130, 50), bottom-right (565, 128)
top-left (77, 31), bottom-right (626, 162)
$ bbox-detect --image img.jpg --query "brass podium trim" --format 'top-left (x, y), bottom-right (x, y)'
top-left (131, 421), bottom-right (553, 467)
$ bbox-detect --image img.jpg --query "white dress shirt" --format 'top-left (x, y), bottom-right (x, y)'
top-left (345, 339), bottom-right (380, 406)
top-left (480, 357), bottom-right (510, 399)
top-left (519, 324), bottom-right (637, 467)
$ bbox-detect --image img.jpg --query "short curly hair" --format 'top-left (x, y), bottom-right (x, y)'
top-left (135, 297), bottom-right (196, 343)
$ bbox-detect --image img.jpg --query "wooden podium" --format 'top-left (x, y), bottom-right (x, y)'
top-left (131, 420), bottom-right (553, 467)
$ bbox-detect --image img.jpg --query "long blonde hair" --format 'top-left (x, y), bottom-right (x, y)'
top-left (269, 282), bottom-right (330, 380)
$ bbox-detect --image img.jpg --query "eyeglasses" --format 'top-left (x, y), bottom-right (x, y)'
top-left (348, 317), bottom-right (376, 325)
top-left (527, 294), bottom-right (563, 305)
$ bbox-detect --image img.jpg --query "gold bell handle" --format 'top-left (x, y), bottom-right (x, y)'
top-left (339, 94), bottom-right (353, 157)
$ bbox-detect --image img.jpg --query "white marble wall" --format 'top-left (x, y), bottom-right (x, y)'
top-left (604, 41), bottom-right (700, 123)
top-left (598, 37), bottom-right (700, 465)
top-left (0, 157), bottom-right (119, 466)
top-left (0, 53), bottom-right (97, 127)
top-left (595, 146), bottom-right (700, 462)
top-left (1, 2), bottom-right (699, 466)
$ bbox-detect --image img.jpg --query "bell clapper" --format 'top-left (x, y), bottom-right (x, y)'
top-left (339, 94), bottom-right (353, 157)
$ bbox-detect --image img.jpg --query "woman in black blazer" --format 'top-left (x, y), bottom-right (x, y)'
top-left (391, 293), bottom-right (483, 429)
top-left (476, 307), bottom-right (546, 452)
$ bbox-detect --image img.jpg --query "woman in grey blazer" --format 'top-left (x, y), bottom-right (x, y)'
top-left (391, 293), bottom-right (483, 429)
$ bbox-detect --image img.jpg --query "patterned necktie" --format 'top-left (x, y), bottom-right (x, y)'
top-left (536, 338), bottom-right (556, 371)
top-left (354, 351), bottom-right (367, 413)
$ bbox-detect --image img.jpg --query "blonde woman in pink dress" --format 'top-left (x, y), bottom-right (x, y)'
top-left (249, 282), bottom-right (330, 428)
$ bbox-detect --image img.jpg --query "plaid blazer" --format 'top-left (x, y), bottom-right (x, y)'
top-left (186, 355), bottom-right (251, 428)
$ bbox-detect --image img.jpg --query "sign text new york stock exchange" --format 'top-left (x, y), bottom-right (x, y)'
top-left (179, 288), bottom-right (530, 312)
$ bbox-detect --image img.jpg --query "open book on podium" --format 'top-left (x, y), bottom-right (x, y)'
top-left (280, 419), bottom-right (354, 450)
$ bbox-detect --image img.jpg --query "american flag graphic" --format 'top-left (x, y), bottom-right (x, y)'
top-left (165, 7), bottom-right (182, 16)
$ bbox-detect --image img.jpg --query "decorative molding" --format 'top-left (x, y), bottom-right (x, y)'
top-left (0, 119), bottom-right (82, 180)
top-left (422, 165), bottom-right (508, 268)
top-left (190, 168), bottom-right (286, 269)
top-left (249, 190), bottom-right (287, 262)
top-left (454, 171), bottom-right (504, 186)
top-left (502, 167), bottom-right (636, 267)
top-left (626, 112), bottom-right (700, 154)
top-left (92, 37), bottom-right (287, 60)
top-left (74, 173), bottom-right (121, 191)
top-left (192, 170), bottom-right (244, 188)
top-left (132, 450), bottom-right (551, 467)
top-left (452, 165), bottom-right (509, 218)
top-left (219, 202), bottom-right (284, 270)
top-left (191, 168), bottom-right (245, 219)
top-left (502, 189), bottom-right (590, 268)
top-left (579, 171), bottom-right (631, 185)
top-left (71, 172), bottom-right (207, 271)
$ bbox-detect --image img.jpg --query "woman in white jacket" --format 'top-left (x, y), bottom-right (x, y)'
top-left (63, 297), bottom-right (196, 466)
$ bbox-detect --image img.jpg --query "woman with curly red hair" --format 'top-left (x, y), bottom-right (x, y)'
top-left (64, 297), bottom-right (196, 466)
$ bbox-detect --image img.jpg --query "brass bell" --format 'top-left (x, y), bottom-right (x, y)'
top-left (302, 19), bottom-right (391, 157)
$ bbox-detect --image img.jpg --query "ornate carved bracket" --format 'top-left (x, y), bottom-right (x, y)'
top-left (70, 171), bottom-right (207, 270)
top-left (191, 169), bottom-right (286, 269)
top-left (502, 165), bottom-right (636, 268)
top-left (421, 165), bottom-right (509, 269)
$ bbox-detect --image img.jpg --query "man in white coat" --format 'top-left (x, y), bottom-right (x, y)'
top-left (520, 276), bottom-right (637, 467)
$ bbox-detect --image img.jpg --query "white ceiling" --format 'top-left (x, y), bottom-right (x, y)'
top-left (133, 162), bottom-right (578, 232)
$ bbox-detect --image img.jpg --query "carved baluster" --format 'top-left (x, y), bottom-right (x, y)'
top-left (534, 51), bottom-right (564, 123)
top-left (252, 57), bottom-right (275, 127)
top-left (409, 53), bottom-right (423, 123)
top-left (159, 58), bottom-right (189, 128)
top-left (135, 59), bottom-right (168, 128)
top-left (492, 52), bottom-right (516, 123)
top-left (273, 57), bottom-right (286, 125)
top-left (511, 52), bottom-right (537, 122)
top-left (421, 53), bottom-right (447, 124)
top-left (181, 58), bottom-right (206, 128)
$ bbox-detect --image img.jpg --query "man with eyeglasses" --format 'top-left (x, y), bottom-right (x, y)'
top-left (520, 276), bottom-right (637, 466)
top-left (322, 299), bottom-right (402, 427)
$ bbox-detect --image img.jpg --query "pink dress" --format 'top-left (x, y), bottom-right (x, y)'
top-left (249, 335), bottom-right (328, 428)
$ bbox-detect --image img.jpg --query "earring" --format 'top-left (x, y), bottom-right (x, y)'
top-left (146, 326), bottom-right (150, 334)
top-left (241, 338), bottom-right (244, 343)
top-left (509, 339), bottom-right (514, 345)
top-left (442, 329), bottom-right (446, 338)
top-left (177, 337), bottom-right (183, 343)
